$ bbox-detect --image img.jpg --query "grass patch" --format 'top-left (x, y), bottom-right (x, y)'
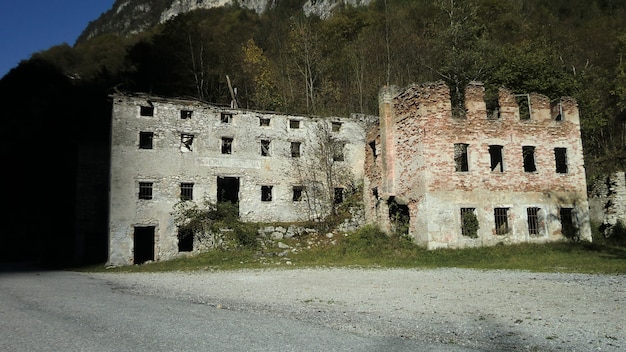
top-left (85, 225), bottom-right (626, 274)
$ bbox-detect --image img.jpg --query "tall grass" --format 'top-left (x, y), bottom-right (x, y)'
top-left (91, 225), bottom-right (626, 274)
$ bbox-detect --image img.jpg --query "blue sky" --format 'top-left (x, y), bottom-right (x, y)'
top-left (0, 1), bottom-right (115, 78)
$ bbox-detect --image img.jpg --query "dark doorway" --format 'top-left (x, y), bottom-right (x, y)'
top-left (178, 229), bottom-right (193, 252)
top-left (388, 197), bottom-right (410, 235)
top-left (134, 226), bottom-right (155, 264)
top-left (217, 177), bottom-right (240, 204)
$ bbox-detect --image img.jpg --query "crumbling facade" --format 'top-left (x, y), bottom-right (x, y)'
top-left (364, 82), bottom-right (592, 249)
top-left (108, 81), bottom-right (595, 265)
top-left (589, 171), bottom-right (626, 234)
top-left (108, 94), bottom-right (368, 266)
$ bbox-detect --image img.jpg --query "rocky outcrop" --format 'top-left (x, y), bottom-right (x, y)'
top-left (78, 0), bottom-right (373, 43)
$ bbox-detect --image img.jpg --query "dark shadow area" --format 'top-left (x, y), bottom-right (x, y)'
top-left (0, 59), bottom-right (111, 268)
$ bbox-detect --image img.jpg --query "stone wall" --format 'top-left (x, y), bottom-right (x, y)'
top-left (589, 172), bottom-right (626, 234)
top-left (108, 94), bottom-right (369, 265)
top-left (364, 82), bottom-right (592, 248)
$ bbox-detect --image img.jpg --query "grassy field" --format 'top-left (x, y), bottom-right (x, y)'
top-left (89, 225), bottom-right (626, 274)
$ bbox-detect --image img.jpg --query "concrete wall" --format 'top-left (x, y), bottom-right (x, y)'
top-left (589, 172), bottom-right (626, 234)
top-left (108, 94), bottom-right (368, 265)
top-left (364, 81), bottom-right (592, 248)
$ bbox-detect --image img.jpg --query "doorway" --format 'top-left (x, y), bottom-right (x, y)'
top-left (217, 176), bottom-right (240, 204)
top-left (133, 226), bottom-right (155, 264)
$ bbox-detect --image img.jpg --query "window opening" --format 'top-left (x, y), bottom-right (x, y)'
top-left (260, 140), bottom-right (271, 156)
top-left (523, 146), bottom-right (536, 172)
top-left (372, 187), bottom-right (379, 199)
top-left (221, 112), bottom-right (233, 124)
top-left (177, 229), bottom-right (193, 252)
top-left (181, 110), bottom-right (193, 119)
top-left (460, 208), bottom-right (479, 238)
top-left (489, 145), bottom-right (504, 172)
top-left (333, 143), bottom-right (345, 162)
top-left (221, 137), bottom-right (233, 154)
top-left (555, 148), bottom-right (568, 173)
top-left (217, 176), bottom-right (240, 205)
top-left (331, 121), bottom-right (342, 132)
top-left (259, 117), bottom-right (270, 126)
top-left (334, 188), bottom-right (344, 204)
top-left (261, 186), bottom-right (273, 202)
top-left (388, 197), bottom-right (410, 235)
top-left (289, 119), bottom-right (300, 129)
top-left (527, 207), bottom-right (540, 236)
top-left (515, 94), bottom-right (531, 120)
top-left (494, 208), bottom-right (509, 235)
top-left (454, 143), bottom-right (469, 172)
top-left (180, 183), bottom-right (194, 201)
top-left (139, 132), bottom-right (154, 149)
top-left (369, 141), bottom-right (377, 160)
top-left (485, 90), bottom-right (500, 119)
top-left (133, 226), bottom-right (155, 264)
top-left (450, 85), bottom-right (466, 118)
top-left (551, 101), bottom-right (563, 121)
top-left (180, 133), bottom-right (194, 152)
top-left (291, 141), bottom-right (301, 158)
top-left (140, 105), bottom-right (154, 117)
top-left (292, 186), bottom-right (303, 201)
top-left (138, 182), bottom-right (153, 200)
top-left (560, 207), bottom-right (577, 239)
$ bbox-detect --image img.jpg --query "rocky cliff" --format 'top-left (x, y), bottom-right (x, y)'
top-left (78, 0), bottom-right (372, 43)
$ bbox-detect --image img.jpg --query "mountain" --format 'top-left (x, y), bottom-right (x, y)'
top-left (77, 0), bottom-right (372, 43)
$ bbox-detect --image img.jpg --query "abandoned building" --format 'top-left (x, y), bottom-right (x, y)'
top-left (108, 94), bottom-right (369, 265)
top-left (364, 82), bottom-right (592, 249)
top-left (108, 81), bottom-right (593, 266)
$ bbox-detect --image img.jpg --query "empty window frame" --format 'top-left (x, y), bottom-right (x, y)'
top-left (292, 186), bottom-right (303, 201)
top-left (221, 112), bottom-right (233, 124)
top-left (333, 143), bottom-right (346, 162)
top-left (291, 141), bottom-right (301, 158)
top-left (454, 143), bottom-right (469, 172)
top-left (522, 146), bottom-right (537, 172)
top-left (259, 117), bottom-right (270, 126)
top-left (221, 137), bottom-right (233, 154)
top-left (460, 208), bottom-right (478, 238)
top-left (527, 207), bottom-right (541, 236)
top-left (177, 229), bottom-right (193, 252)
top-left (489, 145), bottom-right (504, 172)
top-left (260, 140), bottom-right (271, 156)
top-left (180, 183), bottom-right (194, 201)
top-left (554, 148), bottom-right (568, 173)
top-left (261, 185), bottom-right (273, 202)
top-left (139, 132), bottom-right (154, 149)
top-left (289, 119), bottom-right (300, 129)
top-left (138, 182), bottom-right (153, 200)
top-left (494, 208), bottom-right (509, 235)
top-left (515, 94), bottom-right (531, 120)
top-left (140, 105), bottom-right (154, 116)
top-left (334, 188), bottom-right (344, 204)
top-left (560, 207), bottom-right (576, 239)
top-left (180, 133), bottom-right (194, 152)
top-left (331, 121), bottom-right (342, 132)
top-left (180, 110), bottom-right (193, 119)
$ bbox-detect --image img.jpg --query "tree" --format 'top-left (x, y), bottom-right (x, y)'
top-left (292, 122), bottom-right (354, 225)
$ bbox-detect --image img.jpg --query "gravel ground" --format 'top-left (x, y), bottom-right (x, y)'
top-left (90, 268), bottom-right (625, 351)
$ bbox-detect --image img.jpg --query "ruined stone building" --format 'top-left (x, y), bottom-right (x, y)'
top-left (108, 81), bottom-right (594, 265)
top-left (108, 94), bottom-right (368, 265)
top-left (363, 82), bottom-right (592, 249)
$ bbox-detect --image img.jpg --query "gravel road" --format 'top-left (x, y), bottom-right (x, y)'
top-left (90, 268), bottom-right (625, 351)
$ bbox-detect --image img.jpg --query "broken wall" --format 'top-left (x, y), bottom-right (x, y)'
top-left (365, 81), bottom-right (592, 249)
top-left (108, 94), bottom-right (368, 266)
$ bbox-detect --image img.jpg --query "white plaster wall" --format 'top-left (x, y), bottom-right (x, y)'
top-left (108, 95), bottom-right (367, 265)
